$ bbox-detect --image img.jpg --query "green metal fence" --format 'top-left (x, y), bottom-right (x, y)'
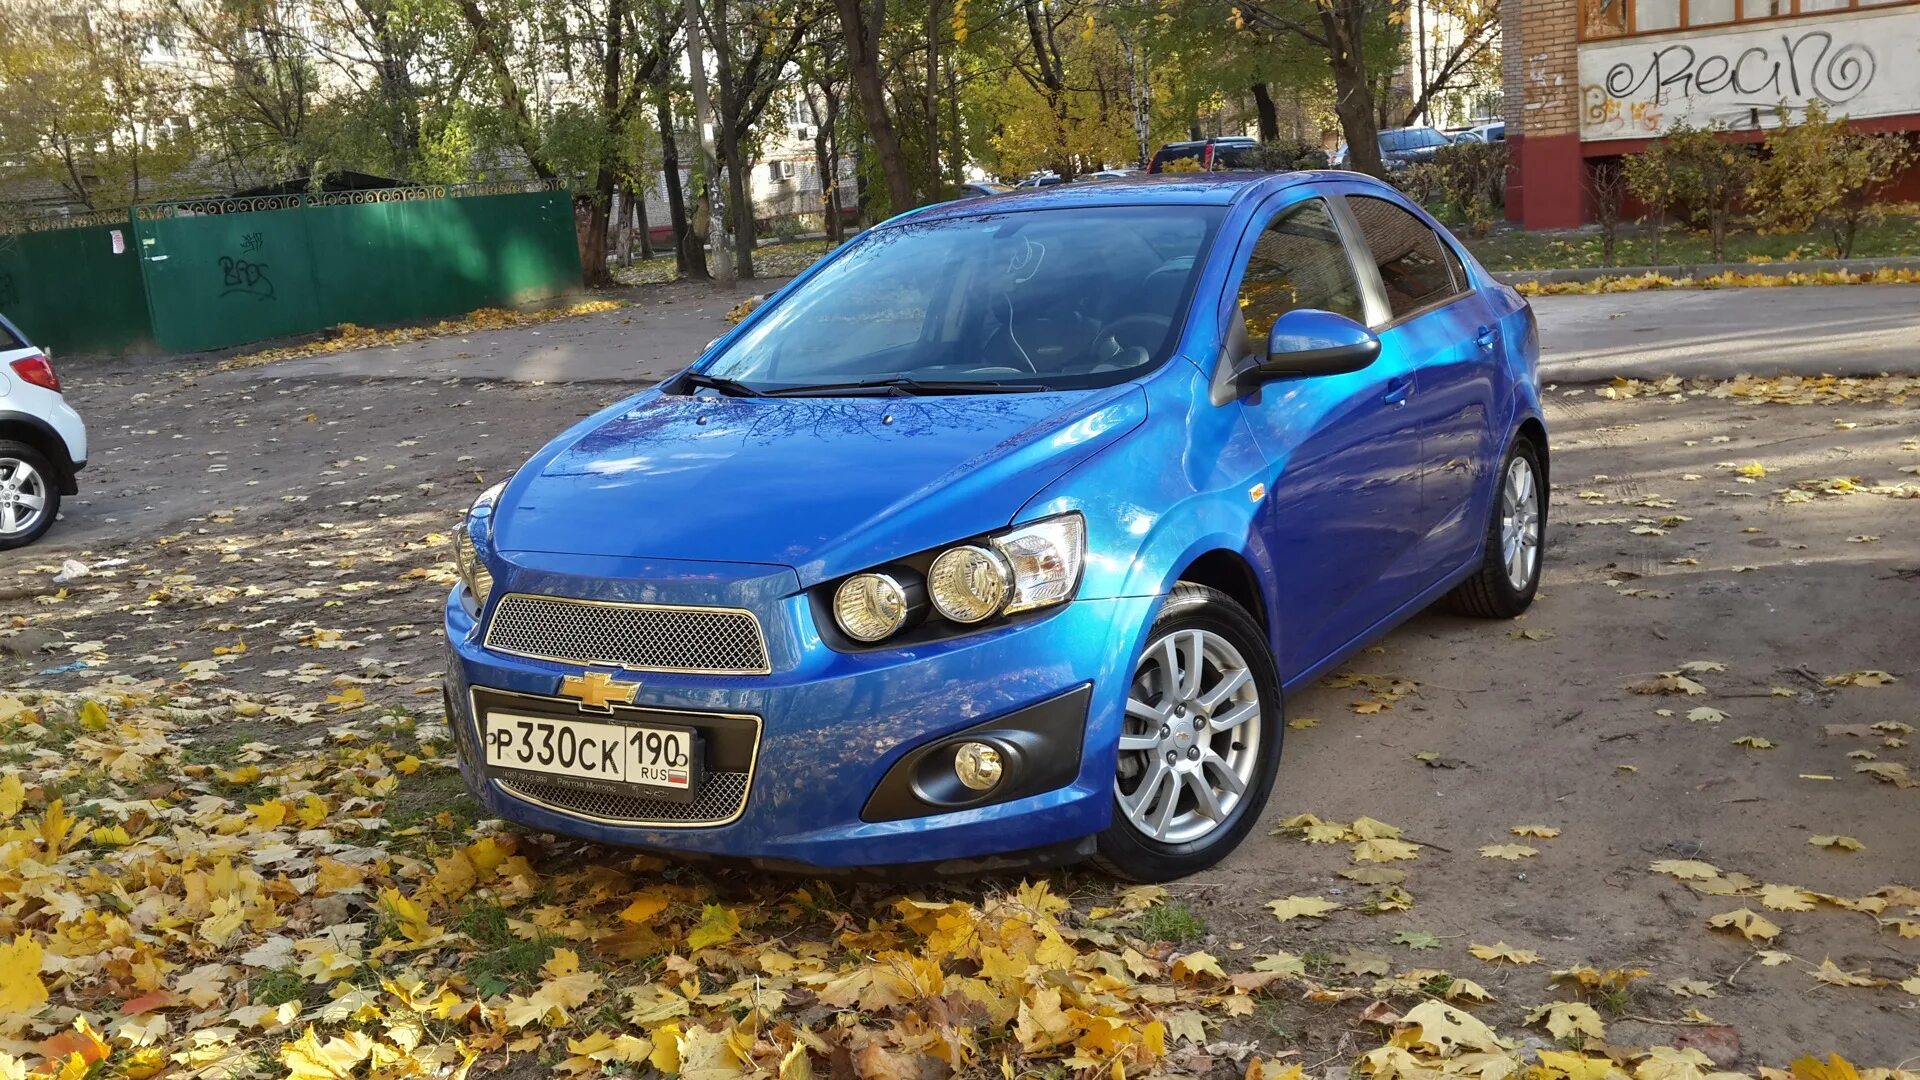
top-left (0, 180), bottom-right (581, 357)
top-left (0, 209), bottom-right (153, 356)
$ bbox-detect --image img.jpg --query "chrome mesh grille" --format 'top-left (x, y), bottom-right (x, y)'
top-left (498, 772), bottom-right (750, 825)
top-left (485, 594), bottom-right (770, 674)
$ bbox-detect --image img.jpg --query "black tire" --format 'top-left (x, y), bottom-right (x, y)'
top-left (1444, 436), bottom-right (1545, 618)
top-left (0, 440), bottom-right (60, 551)
top-left (1092, 583), bottom-right (1284, 882)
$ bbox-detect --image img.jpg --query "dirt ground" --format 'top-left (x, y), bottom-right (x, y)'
top-left (4, 353), bottom-right (1916, 1070)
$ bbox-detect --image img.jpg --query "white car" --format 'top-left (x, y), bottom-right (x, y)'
top-left (0, 314), bottom-right (86, 549)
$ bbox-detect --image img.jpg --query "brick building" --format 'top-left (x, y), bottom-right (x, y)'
top-left (1501, 0), bottom-right (1920, 227)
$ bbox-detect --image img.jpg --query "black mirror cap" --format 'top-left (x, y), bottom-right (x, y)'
top-left (1256, 308), bottom-right (1382, 380)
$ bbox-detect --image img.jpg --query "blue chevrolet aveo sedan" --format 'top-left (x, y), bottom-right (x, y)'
top-left (445, 172), bottom-right (1546, 881)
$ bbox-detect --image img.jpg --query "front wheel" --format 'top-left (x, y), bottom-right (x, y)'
top-left (1093, 583), bottom-right (1283, 882)
top-left (1445, 437), bottom-right (1545, 618)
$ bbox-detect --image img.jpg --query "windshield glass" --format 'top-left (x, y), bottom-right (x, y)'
top-left (1383, 128), bottom-right (1449, 151)
top-left (702, 205), bottom-right (1225, 392)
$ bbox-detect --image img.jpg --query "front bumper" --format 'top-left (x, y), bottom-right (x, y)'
top-left (443, 565), bottom-right (1156, 872)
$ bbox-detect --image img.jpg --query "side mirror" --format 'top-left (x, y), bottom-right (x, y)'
top-left (1253, 308), bottom-right (1381, 381)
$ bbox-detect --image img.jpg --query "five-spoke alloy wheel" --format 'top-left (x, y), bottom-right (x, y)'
top-left (1096, 583), bottom-right (1282, 881)
top-left (1445, 436), bottom-right (1546, 618)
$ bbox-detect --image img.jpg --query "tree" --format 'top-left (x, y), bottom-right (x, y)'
top-left (1748, 102), bottom-right (1917, 259)
top-left (833, 0), bottom-right (915, 213)
top-left (705, 0), bottom-right (822, 277)
top-left (0, 0), bottom-right (196, 211)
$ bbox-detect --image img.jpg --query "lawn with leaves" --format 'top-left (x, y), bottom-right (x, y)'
top-left (1464, 209), bottom-right (1920, 272)
top-left (3, 364), bottom-right (1917, 1079)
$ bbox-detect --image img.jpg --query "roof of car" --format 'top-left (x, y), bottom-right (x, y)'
top-left (901, 171), bottom-right (1376, 223)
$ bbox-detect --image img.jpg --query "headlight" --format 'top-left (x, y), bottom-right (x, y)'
top-left (833, 573), bottom-right (909, 642)
top-left (457, 481), bottom-right (507, 608)
top-left (928, 545), bottom-right (1012, 624)
top-left (827, 513), bottom-right (1084, 644)
top-left (992, 514), bottom-right (1084, 614)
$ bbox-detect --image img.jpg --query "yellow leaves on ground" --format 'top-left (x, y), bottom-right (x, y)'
top-left (1517, 266), bottom-right (1920, 297)
top-left (1469, 942), bottom-right (1542, 965)
top-left (1791, 1054), bottom-right (1865, 1080)
top-left (1396, 1000), bottom-right (1502, 1055)
top-left (1629, 673), bottom-right (1709, 696)
top-left (1733, 735), bottom-right (1776, 750)
top-left (0, 935), bottom-right (49, 1014)
top-left (225, 300), bottom-right (625, 369)
top-left (1706, 908), bottom-right (1782, 942)
top-left (1479, 844), bottom-right (1537, 861)
top-left (1266, 896), bottom-right (1340, 922)
top-left (1809, 958), bottom-right (1883, 988)
top-left (1809, 835), bottom-right (1865, 852)
top-left (1511, 825), bottom-right (1561, 838)
top-left (1823, 670), bottom-right (1897, 688)
top-left (1758, 884), bottom-right (1819, 912)
top-left (280, 1027), bottom-right (374, 1080)
top-left (1650, 859), bottom-right (1721, 881)
top-left (1527, 1001), bottom-right (1607, 1042)
top-left (686, 904), bottom-right (743, 951)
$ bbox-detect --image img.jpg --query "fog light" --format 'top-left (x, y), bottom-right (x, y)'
top-left (953, 742), bottom-right (1004, 791)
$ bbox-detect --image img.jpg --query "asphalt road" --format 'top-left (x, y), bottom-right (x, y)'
top-left (238, 281), bottom-right (1920, 386)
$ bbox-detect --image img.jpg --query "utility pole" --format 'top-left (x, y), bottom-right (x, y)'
top-left (682, 0), bottom-right (733, 287)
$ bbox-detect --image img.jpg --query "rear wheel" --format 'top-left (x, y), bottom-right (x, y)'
top-left (1093, 583), bottom-right (1283, 882)
top-left (0, 441), bottom-right (59, 551)
top-left (1445, 437), bottom-right (1544, 618)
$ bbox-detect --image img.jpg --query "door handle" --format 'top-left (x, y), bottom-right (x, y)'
top-left (1382, 377), bottom-right (1412, 408)
top-left (1474, 325), bottom-right (1498, 352)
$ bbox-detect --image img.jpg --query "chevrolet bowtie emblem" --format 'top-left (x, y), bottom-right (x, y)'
top-left (560, 670), bottom-right (641, 711)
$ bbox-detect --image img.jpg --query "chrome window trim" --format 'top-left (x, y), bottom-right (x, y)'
top-left (471, 684), bottom-right (761, 828)
top-left (482, 592), bottom-right (774, 675)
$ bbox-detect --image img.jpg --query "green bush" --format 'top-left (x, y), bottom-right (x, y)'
top-left (1655, 121), bottom-right (1754, 263)
top-left (1432, 140), bottom-right (1508, 237)
top-left (1246, 141), bottom-right (1330, 172)
top-left (1748, 102), bottom-right (1917, 258)
top-left (1622, 141), bottom-right (1679, 265)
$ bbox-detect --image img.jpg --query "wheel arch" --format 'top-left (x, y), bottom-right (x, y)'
top-left (0, 411), bottom-right (77, 494)
top-left (1172, 548), bottom-right (1270, 648)
top-left (1515, 415), bottom-right (1549, 494)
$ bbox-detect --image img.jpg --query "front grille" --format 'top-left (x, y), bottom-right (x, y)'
top-left (498, 772), bottom-right (751, 825)
top-left (485, 594), bottom-right (770, 674)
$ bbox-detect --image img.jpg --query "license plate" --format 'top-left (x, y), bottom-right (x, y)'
top-left (482, 712), bottom-right (697, 796)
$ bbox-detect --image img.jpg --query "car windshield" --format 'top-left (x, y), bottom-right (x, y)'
top-left (701, 205), bottom-right (1225, 393)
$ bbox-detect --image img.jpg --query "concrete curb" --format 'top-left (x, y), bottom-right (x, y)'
top-left (1492, 255), bottom-right (1920, 287)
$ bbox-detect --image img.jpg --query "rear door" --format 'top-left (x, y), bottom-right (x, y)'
top-left (1337, 193), bottom-right (1499, 575)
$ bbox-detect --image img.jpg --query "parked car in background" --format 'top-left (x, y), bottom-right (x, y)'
top-left (1073, 169), bottom-right (1142, 183)
top-left (959, 181), bottom-right (1011, 198)
top-left (1014, 172), bottom-right (1065, 188)
top-left (0, 314), bottom-right (86, 549)
top-left (444, 173), bottom-right (1546, 881)
top-left (1146, 137), bottom-right (1258, 173)
top-left (1331, 126), bottom-right (1453, 171)
top-left (1452, 122), bottom-right (1506, 145)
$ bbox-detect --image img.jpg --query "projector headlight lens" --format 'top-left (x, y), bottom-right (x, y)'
top-left (833, 573), bottom-right (909, 642)
top-left (928, 545), bottom-right (1012, 624)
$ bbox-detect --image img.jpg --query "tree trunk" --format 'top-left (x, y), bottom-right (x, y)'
top-left (637, 194), bottom-right (653, 260)
top-left (721, 128), bottom-right (755, 278)
top-left (656, 94), bottom-right (705, 280)
top-left (581, 0), bottom-right (627, 289)
top-left (617, 189), bottom-right (634, 267)
top-left (1251, 83), bottom-right (1279, 142)
top-left (683, 0), bottom-right (732, 285)
top-left (835, 0), bottom-right (915, 213)
top-left (456, 0), bottom-right (555, 179)
top-left (926, 0), bottom-right (942, 196)
top-left (1323, 0), bottom-right (1384, 178)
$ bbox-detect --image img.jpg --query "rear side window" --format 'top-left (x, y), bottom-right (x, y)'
top-left (0, 319), bottom-right (22, 350)
top-left (1150, 146), bottom-right (1201, 173)
top-left (1235, 199), bottom-right (1367, 344)
top-left (1211, 144), bottom-right (1255, 170)
top-left (1345, 195), bottom-right (1462, 319)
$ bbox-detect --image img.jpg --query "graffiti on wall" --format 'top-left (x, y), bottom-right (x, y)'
top-left (1577, 8), bottom-right (1920, 140)
top-left (219, 255), bottom-right (275, 301)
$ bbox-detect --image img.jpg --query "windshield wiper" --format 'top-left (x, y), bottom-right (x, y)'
top-left (765, 376), bottom-right (1052, 397)
top-left (677, 371), bottom-right (767, 397)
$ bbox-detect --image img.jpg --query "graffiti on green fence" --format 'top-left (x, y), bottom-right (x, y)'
top-left (218, 255), bottom-right (275, 301)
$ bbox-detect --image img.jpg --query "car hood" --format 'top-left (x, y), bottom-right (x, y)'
top-left (492, 384), bottom-right (1147, 585)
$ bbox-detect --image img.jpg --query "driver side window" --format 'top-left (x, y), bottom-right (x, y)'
top-left (1236, 200), bottom-right (1367, 346)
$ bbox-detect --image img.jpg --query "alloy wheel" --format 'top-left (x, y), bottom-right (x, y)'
top-left (1115, 628), bottom-right (1264, 845)
top-left (0, 457), bottom-right (48, 538)
top-left (1500, 455), bottom-right (1541, 592)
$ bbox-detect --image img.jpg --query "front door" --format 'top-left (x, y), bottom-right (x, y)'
top-left (1226, 194), bottom-right (1425, 683)
top-left (1339, 194), bottom-right (1499, 572)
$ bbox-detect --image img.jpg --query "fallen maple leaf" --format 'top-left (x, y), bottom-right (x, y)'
top-left (1808, 835), bottom-right (1864, 852)
top-left (1809, 958), bottom-right (1882, 988)
top-left (1706, 908), bottom-right (1781, 942)
top-left (1265, 896), bottom-right (1339, 921)
top-left (1478, 843), bottom-right (1536, 860)
top-left (1510, 825), bottom-right (1560, 838)
top-left (1469, 942), bottom-right (1542, 965)
top-left (1527, 1000), bottom-right (1606, 1041)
